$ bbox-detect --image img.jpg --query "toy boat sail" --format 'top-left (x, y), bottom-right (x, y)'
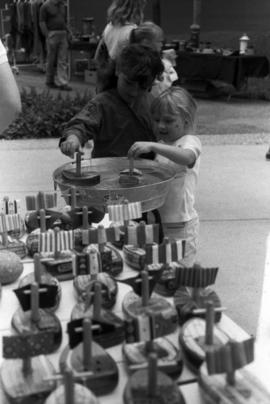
top-left (25, 191), bottom-right (58, 232)
top-left (123, 352), bottom-right (186, 404)
top-left (44, 368), bottom-right (98, 404)
top-left (199, 337), bottom-right (270, 403)
top-left (123, 310), bottom-right (183, 378)
top-left (59, 317), bottom-right (119, 396)
top-left (12, 281), bottom-right (62, 352)
top-left (0, 331), bottom-right (57, 403)
top-left (19, 253), bottom-right (62, 312)
top-left (72, 245), bottom-right (118, 309)
top-left (38, 226), bottom-right (75, 280)
top-left (179, 301), bottom-right (227, 373)
top-left (71, 281), bottom-right (124, 347)
top-left (173, 264), bottom-right (222, 324)
top-left (122, 269), bottom-right (178, 336)
top-left (0, 211), bottom-right (27, 258)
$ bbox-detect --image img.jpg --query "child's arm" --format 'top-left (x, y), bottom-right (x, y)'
top-left (128, 141), bottom-right (197, 167)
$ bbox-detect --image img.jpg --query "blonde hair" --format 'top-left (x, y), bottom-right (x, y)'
top-left (151, 86), bottom-right (197, 130)
top-left (107, 0), bottom-right (147, 25)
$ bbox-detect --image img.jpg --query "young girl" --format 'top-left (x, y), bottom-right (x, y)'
top-left (128, 86), bottom-right (201, 267)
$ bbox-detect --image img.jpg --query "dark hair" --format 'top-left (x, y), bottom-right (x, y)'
top-left (107, 0), bottom-right (147, 25)
top-left (130, 21), bottom-right (164, 46)
top-left (116, 43), bottom-right (164, 89)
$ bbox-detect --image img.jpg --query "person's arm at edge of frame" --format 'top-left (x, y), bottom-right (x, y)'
top-left (59, 100), bottom-right (100, 158)
top-left (0, 50), bottom-right (21, 133)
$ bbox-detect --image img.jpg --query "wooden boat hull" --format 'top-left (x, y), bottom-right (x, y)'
top-left (123, 368), bottom-right (186, 404)
top-left (0, 355), bottom-right (56, 404)
top-left (122, 291), bottom-right (178, 336)
top-left (174, 287), bottom-right (222, 325)
top-left (12, 308), bottom-right (62, 353)
top-left (123, 337), bottom-right (183, 378)
top-left (199, 364), bottom-right (270, 404)
top-left (154, 262), bottom-right (183, 297)
top-left (45, 383), bottom-right (98, 404)
top-left (179, 318), bottom-right (229, 373)
top-left (42, 256), bottom-right (73, 281)
top-left (59, 341), bottom-right (119, 396)
top-left (73, 272), bottom-right (118, 309)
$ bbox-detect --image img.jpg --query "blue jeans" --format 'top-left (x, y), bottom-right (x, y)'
top-left (46, 30), bottom-right (69, 86)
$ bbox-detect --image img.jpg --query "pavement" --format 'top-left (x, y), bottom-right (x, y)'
top-left (1, 68), bottom-right (270, 337)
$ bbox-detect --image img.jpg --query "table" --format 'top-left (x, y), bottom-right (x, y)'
top-left (175, 51), bottom-right (270, 91)
top-left (0, 222), bottom-right (269, 403)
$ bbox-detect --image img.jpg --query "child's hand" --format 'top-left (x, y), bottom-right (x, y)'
top-left (60, 134), bottom-right (84, 158)
top-left (128, 142), bottom-right (154, 158)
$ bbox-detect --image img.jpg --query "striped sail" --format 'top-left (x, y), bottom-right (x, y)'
top-left (177, 266), bottom-right (219, 288)
top-left (145, 239), bottom-right (184, 264)
top-left (206, 337), bottom-right (254, 374)
top-left (107, 201), bottom-right (142, 222)
top-left (38, 229), bottom-right (74, 253)
top-left (0, 213), bottom-right (22, 232)
top-left (1, 198), bottom-right (20, 214)
top-left (124, 223), bottom-right (159, 246)
top-left (82, 225), bottom-right (121, 245)
top-left (25, 191), bottom-right (57, 211)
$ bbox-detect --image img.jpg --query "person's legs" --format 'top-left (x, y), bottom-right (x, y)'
top-left (266, 147), bottom-right (270, 160)
top-left (163, 216), bottom-right (199, 267)
top-left (46, 33), bottom-right (58, 86)
top-left (54, 32), bottom-right (70, 88)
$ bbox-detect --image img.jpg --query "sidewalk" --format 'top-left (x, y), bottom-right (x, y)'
top-left (1, 138), bottom-right (270, 336)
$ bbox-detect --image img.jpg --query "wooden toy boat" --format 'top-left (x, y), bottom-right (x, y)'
top-left (59, 318), bottom-right (119, 396)
top-left (173, 264), bottom-right (222, 324)
top-left (0, 212), bottom-right (27, 258)
top-left (72, 246), bottom-right (118, 308)
top-left (123, 311), bottom-right (183, 378)
top-left (38, 227), bottom-right (74, 281)
top-left (119, 158), bottom-right (143, 187)
top-left (122, 270), bottom-right (178, 336)
top-left (71, 281), bottom-right (124, 348)
top-left (123, 353), bottom-right (186, 404)
top-left (12, 282), bottom-right (62, 352)
top-left (44, 369), bottom-right (98, 404)
top-left (179, 301), bottom-right (227, 373)
top-left (19, 253), bottom-right (61, 312)
top-left (199, 337), bottom-right (270, 403)
top-left (1, 196), bottom-right (24, 238)
top-left (0, 331), bottom-right (57, 404)
top-left (62, 152), bottom-right (101, 186)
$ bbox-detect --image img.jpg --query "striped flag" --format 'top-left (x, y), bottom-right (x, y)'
top-left (177, 266), bottom-right (219, 288)
top-left (124, 223), bottom-right (159, 246)
top-left (145, 239), bottom-right (184, 264)
top-left (107, 201), bottom-right (142, 222)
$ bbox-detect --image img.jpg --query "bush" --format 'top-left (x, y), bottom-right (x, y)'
top-left (2, 87), bottom-right (94, 139)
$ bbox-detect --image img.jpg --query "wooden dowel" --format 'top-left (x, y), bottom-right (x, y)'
top-left (141, 271), bottom-right (149, 307)
top-left (82, 206), bottom-right (88, 229)
top-left (22, 357), bottom-right (32, 376)
top-left (192, 287), bottom-right (200, 303)
top-left (31, 282), bottom-right (40, 323)
top-left (83, 318), bottom-right (92, 371)
top-left (39, 209), bottom-right (46, 232)
top-left (33, 253), bottom-right (41, 284)
top-left (71, 188), bottom-right (77, 210)
top-left (224, 344), bottom-right (235, 386)
top-left (205, 301), bottom-right (214, 345)
top-left (93, 282), bottom-right (102, 319)
top-left (54, 227), bottom-right (61, 260)
top-left (148, 353), bottom-right (157, 397)
top-left (64, 369), bottom-right (74, 404)
top-left (76, 152), bottom-right (81, 177)
top-left (37, 191), bottom-right (45, 210)
top-left (129, 157), bottom-right (134, 176)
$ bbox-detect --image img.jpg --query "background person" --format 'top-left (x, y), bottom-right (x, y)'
top-left (128, 86), bottom-right (201, 267)
top-left (39, 0), bottom-right (72, 91)
top-left (94, 0), bottom-right (147, 92)
top-left (0, 39), bottom-right (21, 134)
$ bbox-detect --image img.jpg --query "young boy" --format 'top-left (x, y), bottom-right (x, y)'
top-left (59, 43), bottom-right (164, 159)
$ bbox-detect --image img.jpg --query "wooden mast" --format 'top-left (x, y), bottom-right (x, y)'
top-left (190, 0), bottom-right (202, 48)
